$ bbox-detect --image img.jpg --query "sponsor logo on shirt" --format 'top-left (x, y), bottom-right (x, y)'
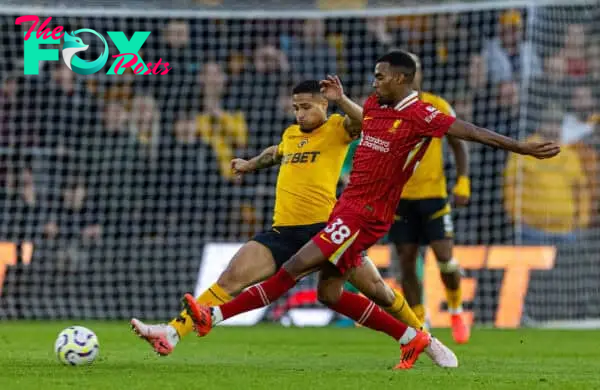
top-left (360, 135), bottom-right (390, 153)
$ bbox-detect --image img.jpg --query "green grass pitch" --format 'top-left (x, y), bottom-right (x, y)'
top-left (1, 322), bottom-right (599, 390)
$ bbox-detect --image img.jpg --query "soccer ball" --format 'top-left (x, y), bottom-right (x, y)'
top-left (54, 326), bottom-right (100, 366)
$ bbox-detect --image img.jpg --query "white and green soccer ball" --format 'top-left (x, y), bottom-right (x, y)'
top-left (54, 326), bottom-right (100, 366)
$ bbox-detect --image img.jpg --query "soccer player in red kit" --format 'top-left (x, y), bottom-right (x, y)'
top-left (182, 51), bottom-right (560, 369)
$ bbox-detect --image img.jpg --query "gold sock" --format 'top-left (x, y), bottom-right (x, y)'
top-left (384, 289), bottom-right (425, 331)
top-left (411, 304), bottom-right (426, 324)
top-left (168, 283), bottom-right (233, 338)
top-left (446, 287), bottom-right (463, 314)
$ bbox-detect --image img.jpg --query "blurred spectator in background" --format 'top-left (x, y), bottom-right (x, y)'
top-left (102, 75), bottom-right (135, 106)
top-left (164, 115), bottom-right (221, 240)
top-left (344, 17), bottom-right (396, 95)
top-left (146, 19), bottom-right (194, 133)
top-left (227, 51), bottom-right (247, 78)
top-left (280, 19), bottom-right (337, 81)
top-left (452, 92), bottom-right (475, 123)
top-left (229, 44), bottom-right (290, 152)
top-left (227, 202), bottom-right (261, 241)
top-left (561, 86), bottom-right (600, 143)
top-left (530, 55), bottom-right (569, 110)
top-left (486, 81), bottom-right (521, 138)
top-left (554, 24), bottom-right (590, 78)
top-left (195, 62), bottom-right (248, 181)
top-left (43, 177), bottom-right (101, 272)
top-left (504, 107), bottom-right (590, 245)
top-left (83, 100), bottom-right (150, 241)
top-left (482, 9), bottom-right (542, 84)
top-left (104, 101), bottom-right (130, 134)
top-left (40, 62), bottom-right (100, 150)
top-left (43, 178), bottom-right (101, 242)
top-left (128, 95), bottom-right (161, 158)
top-left (408, 13), bottom-right (472, 95)
top-left (0, 168), bottom-right (40, 242)
top-left (466, 54), bottom-right (490, 123)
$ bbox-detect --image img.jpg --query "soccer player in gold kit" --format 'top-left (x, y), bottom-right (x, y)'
top-left (387, 54), bottom-right (471, 343)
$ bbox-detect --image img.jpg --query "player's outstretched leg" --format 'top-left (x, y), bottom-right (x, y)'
top-left (350, 256), bottom-right (424, 331)
top-left (430, 240), bottom-right (470, 344)
top-left (317, 263), bottom-right (457, 369)
top-left (182, 240), bottom-right (327, 337)
top-left (132, 241), bottom-right (277, 355)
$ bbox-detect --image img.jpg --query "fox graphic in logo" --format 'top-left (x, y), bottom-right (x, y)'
top-left (62, 29), bottom-right (109, 75)
top-left (62, 32), bottom-right (88, 70)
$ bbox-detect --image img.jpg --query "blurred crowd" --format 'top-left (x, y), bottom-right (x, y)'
top-left (0, 7), bottom-right (598, 268)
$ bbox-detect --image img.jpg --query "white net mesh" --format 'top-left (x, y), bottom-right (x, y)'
top-left (0, 1), bottom-right (598, 324)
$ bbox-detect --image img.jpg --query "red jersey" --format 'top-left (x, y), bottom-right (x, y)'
top-left (339, 92), bottom-right (456, 223)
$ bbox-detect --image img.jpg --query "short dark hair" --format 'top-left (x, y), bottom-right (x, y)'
top-left (376, 50), bottom-right (417, 81)
top-left (292, 80), bottom-right (321, 95)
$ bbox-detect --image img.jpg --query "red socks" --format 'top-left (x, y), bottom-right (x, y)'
top-left (329, 291), bottom-right (408, 341)
top-left (218, 269), bottom-right (409, 343)
top-left (220, 268), bottom-right (297, 320)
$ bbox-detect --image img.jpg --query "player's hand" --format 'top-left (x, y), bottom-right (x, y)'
top-left (453, 195), bottom-right (470, 208)
top-left (231, 158), bottom-right (253, 182)
top-left (320, 75), bottom-right (344, 102)
top-left (452, 176), bottom-right (470, 208)
top-left (517, 141), bottom-right (561, 159)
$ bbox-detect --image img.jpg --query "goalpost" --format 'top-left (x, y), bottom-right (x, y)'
top-left (0, 0), bottom-right (597, 328)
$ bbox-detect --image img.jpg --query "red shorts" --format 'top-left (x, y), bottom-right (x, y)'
top-left (311, 204), bottom-right (391, 274)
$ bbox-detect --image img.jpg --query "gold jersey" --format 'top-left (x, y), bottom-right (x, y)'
top-left (273, 114), bottom-right (352, 226)
top-left (401, 92), bottom-right (456, 199)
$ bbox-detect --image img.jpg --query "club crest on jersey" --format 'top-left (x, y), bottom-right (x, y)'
top-left (388, 119), bottom-right (402, 133)
top-left (298, 139), bottom-right (309, 148)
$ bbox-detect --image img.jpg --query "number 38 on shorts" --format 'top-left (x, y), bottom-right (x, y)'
top-left (316, 217), bottom-right (361, 266)
top-left (323, 218), bottom-right (353, 244)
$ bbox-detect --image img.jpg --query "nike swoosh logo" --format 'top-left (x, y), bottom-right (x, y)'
top-left (319, 233), bottom-right (332, 244)
top-left (363, 116), bottom-right (373, 121)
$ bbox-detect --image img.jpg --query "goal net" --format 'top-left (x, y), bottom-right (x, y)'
top-left (0, 0), bottom-right (598, 327)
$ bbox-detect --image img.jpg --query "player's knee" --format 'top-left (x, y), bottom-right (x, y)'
top-left (316, 284), bottom-right (342, 307)
top-left (215, 270), bottom-right (244, 296)
top-left (437, 258), bottom-right (460, 274)
top-left (372, 283), bottom-right (395, 307)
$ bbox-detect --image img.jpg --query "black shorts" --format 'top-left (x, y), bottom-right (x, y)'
top-left (388, 198), bottom-right (453, 245)
top-left (251, 222), bottom-right (327, 268)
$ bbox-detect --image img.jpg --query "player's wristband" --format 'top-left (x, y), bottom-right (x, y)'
top-left (453, 176), bottom-right (471, 198)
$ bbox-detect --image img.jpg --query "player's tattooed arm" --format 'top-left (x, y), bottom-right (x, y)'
top-left (343, 115), bottom-right (362, 140)
top-left (232, 145), bottom-right (281, 179)
top-left (252, 145), bottom-right (282, 170)
top-left (447, 119), bottom-right (561, 159)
